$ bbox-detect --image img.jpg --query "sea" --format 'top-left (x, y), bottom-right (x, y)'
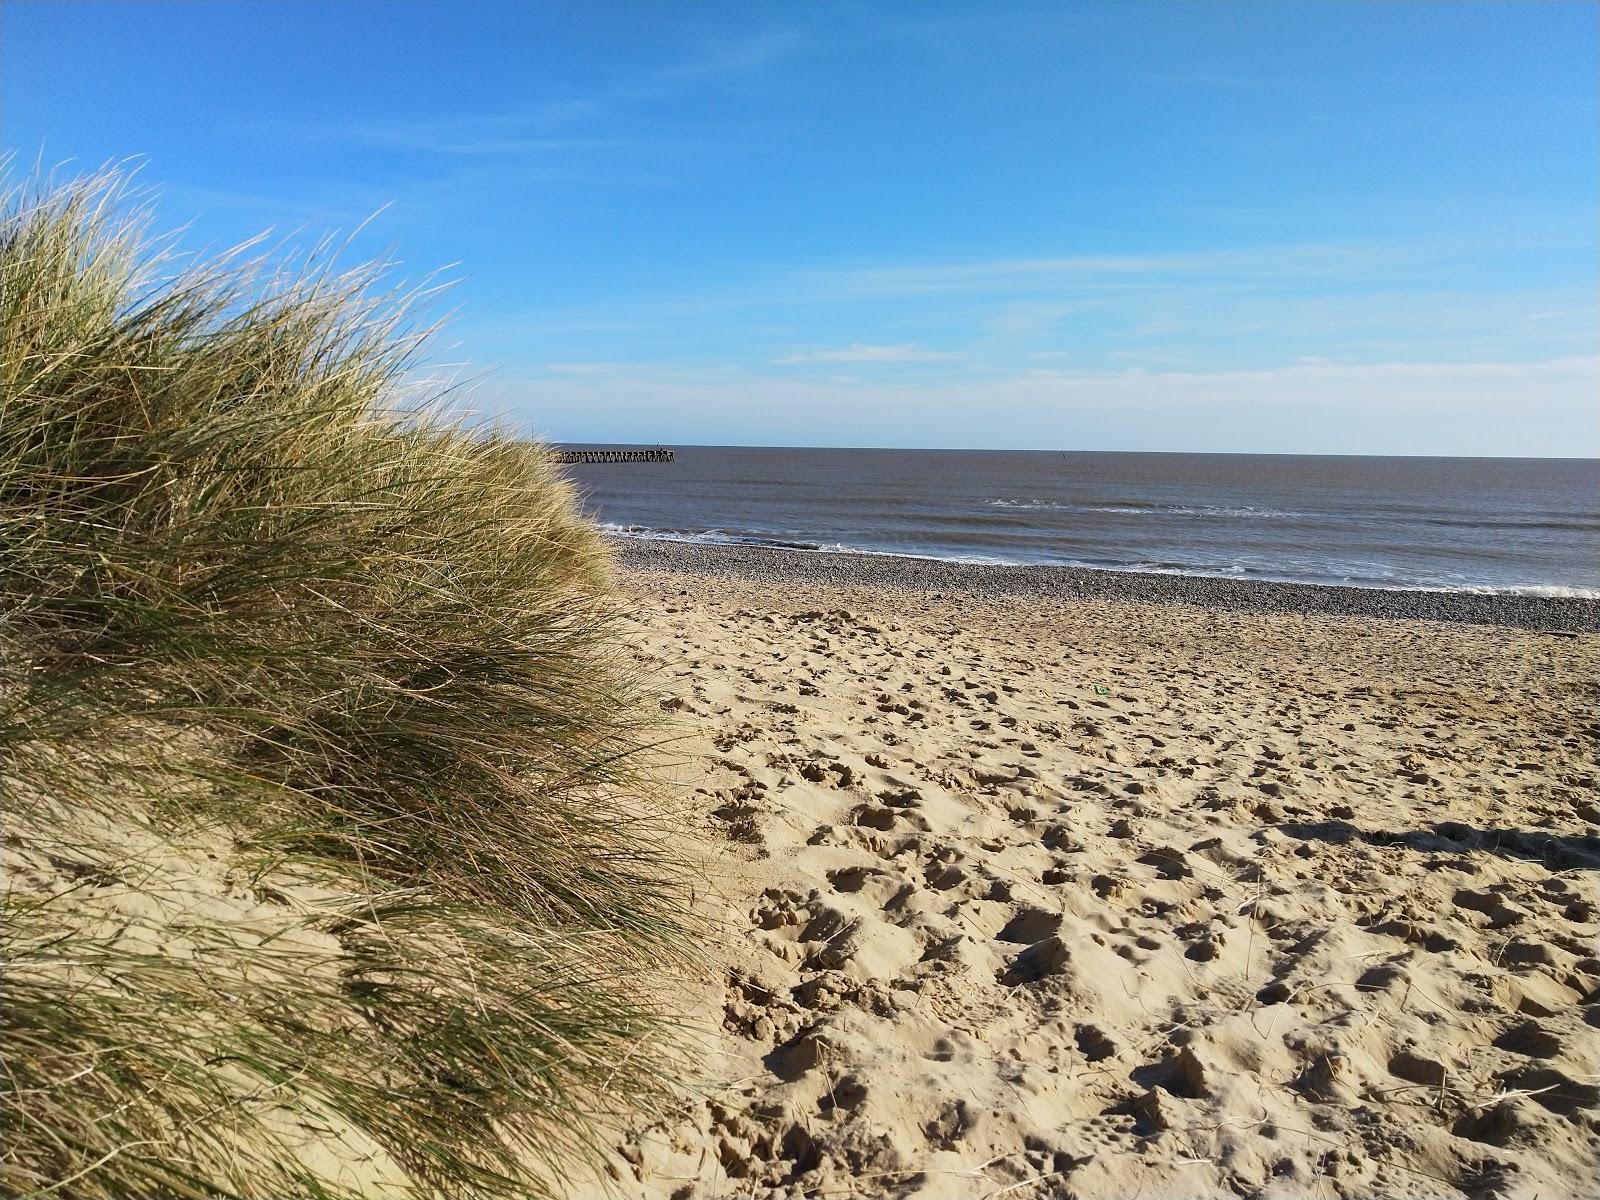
top-left (562, 447), bottom-right (1600, 596)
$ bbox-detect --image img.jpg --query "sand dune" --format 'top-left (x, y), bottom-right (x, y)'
top-left (603, 566), bottom-right (1599, 1200)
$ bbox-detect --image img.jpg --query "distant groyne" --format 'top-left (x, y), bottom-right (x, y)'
top-left (552, 448), bottom-right (675, 464)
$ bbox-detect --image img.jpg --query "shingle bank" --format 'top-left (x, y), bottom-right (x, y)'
top-left (612, 537), bottom-right (1600, 634)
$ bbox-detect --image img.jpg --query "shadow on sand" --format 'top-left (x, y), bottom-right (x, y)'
top-left (1279, 819), bottom-right (1600, 871)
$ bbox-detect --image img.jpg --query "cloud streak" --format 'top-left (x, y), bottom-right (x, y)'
top-left (488, 355), bottom-right (1600, 458)
top-left (802, 244), bottom-right (1408, 299)
top-left (774, 343), bottom-right (957, 364)
top-left (257, 30), bottom-right (801, 160)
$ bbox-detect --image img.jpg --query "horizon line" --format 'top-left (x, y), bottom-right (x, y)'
top-left (543, 441), bottom-right (1600, 462)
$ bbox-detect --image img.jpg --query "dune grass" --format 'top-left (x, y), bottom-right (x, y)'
top-left (0, 170), bottom-right (691, 1199)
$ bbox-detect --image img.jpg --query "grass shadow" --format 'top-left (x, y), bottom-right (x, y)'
top-left (1279, 819), bottom-right (1600, 871)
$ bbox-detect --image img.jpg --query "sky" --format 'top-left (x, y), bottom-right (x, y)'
top-left (3, 1), bottom-right (1596, 455)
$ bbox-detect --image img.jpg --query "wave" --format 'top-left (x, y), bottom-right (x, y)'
top-left (599, 523), bottom-right (1023, 565)
top-left (982, 497), bottom-right (1600, 532)
top-left (598, 523), bottom-right (826, 552)
top-left (600, 525), bottom-right (1600, 596)
top-left (599, 523), bottom-right (1018, 563)
top-left (986, 498), bottom-right (1306, 518)
top-left (1416, 516), bottom-right (1600, 533)
top-left (1422, 582), bottom-right (1600, 599)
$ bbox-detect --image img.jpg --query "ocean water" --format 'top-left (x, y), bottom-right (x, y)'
top-left (563, 447), bottom-right (1600, 595)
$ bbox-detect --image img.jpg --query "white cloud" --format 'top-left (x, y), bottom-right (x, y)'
top-left (485, 355), bottom-right (1600, 457)
top-left (774, 343), bottom-right (958, 365)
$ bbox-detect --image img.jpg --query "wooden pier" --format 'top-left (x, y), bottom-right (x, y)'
top-left (552, 448), bottom-right (675, 464)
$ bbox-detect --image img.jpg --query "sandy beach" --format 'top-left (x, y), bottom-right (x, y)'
top-left (606, 545), bottom-right (1600, 1200)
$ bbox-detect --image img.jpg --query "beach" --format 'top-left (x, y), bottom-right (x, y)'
top-left (607, 541), bottom-right (1600, 1200)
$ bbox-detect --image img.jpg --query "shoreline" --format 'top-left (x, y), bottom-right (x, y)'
top-left (611, 536), bottom-right (1600, 633)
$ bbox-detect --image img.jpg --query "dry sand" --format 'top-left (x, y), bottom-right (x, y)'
top-left (604, 565), bottom-right (1600, 1200)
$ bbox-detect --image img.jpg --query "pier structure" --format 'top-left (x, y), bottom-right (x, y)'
top-left (551, 448), bottom-right (675, 464)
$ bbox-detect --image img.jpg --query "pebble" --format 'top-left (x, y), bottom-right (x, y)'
top-left (611, 538), bottom-right (1599, 633)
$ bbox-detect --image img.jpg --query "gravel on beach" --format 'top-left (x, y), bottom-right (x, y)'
top-left (612, 536), bottom-right (1600, 633)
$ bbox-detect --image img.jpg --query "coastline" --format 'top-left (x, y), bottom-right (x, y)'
top-left (611, 536), bottom-right (1600, 633)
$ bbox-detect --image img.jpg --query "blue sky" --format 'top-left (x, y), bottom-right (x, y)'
top-left (5, 1), bottom-right (1596, 455)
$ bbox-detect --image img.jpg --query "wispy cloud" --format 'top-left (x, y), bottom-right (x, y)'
top-left (775, 343), bottom-right (957, 365)
top-left (478, 241), bottom-right (1429, 341)
top-left (293, 125), bottom-right (662, 159)
top-left (808, 245), bottom-right (1396, 299)
top-left (468, 237), bottom-right (1596, 380)
top-left (492, 356), bottom-right (1600, 456)
top-left (646, 30), bottom-right (803, 89)
top-left (257, 30), bottom-right (802, 160)
top-left (541, 360), bottom-right (741, 377)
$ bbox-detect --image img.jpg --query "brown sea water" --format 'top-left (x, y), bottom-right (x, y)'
top-left (566, 447), bottom-right (1599, 595)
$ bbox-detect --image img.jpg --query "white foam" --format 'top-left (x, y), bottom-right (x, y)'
top-left (986, 499), bottom-right (1305, 518)
top-left (601, 525), bottom-right (1599, 597)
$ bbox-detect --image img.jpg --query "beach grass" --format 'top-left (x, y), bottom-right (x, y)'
top-left (0, 169), bottom-right (690, 1199)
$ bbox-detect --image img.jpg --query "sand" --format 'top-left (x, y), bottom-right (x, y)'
top-left (602, 563), bottom-right (1600, 1200)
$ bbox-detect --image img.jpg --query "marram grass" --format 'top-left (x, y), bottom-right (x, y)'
top-left (0, 170), bottom-right (691, 1199)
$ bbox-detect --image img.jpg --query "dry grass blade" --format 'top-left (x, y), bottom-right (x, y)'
top-left (1, 167), bottom-right (694, 1200)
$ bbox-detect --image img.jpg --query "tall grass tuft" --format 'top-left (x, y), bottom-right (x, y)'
top-left (1, 169), bottom-right (691, 1199)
